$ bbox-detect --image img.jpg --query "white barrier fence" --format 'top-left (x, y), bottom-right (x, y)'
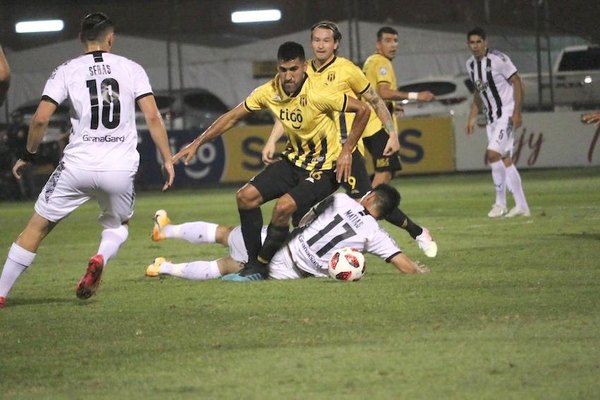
top-left (453, 110), bottom-right (600, 171)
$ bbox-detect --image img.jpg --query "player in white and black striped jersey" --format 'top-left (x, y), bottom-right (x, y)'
top-left (465, 27), bottom-right (530, 219)
top-left (145, 184), bottom-right (429, 281)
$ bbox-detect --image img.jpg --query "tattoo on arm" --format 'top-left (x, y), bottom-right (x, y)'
top-left (363, 87), bottom-right (396, 134)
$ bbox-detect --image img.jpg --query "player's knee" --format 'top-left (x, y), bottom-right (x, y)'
top-left (215, 225), bottom-right (233, 246)
top-left (272, 198), bottom-right (296, 224)
top-left (236, 185), bottom-right (261, 209)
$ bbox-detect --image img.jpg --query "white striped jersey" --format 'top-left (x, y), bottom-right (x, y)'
top-left (466, 49), bottom-right (518, 124)
top-left (288, 193), bottom-right (402, 276)
top-left (42, 51), bottom-right (153, 171)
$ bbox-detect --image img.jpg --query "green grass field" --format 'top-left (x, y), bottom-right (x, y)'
top-left (1, 168), bottom-right (599, 399)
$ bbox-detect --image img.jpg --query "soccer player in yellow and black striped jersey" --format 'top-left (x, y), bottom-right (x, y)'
top-left (263, 22), bottom-right (438, 258)
top-left (363, 26), bottom-right (435, 186)
top-left (173, 41), bottom-right (371, 280)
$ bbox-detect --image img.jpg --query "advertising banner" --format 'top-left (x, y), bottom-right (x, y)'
top-left (454, 111), bottom-right (600, 171)
top-left (137, 117), bottom-right (455, 187)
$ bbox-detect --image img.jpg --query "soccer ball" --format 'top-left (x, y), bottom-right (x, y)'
top-left (328, 247), bottom-right (366, 281)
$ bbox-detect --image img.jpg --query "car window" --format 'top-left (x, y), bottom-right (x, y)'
top-left (154, 95), bottom-right (175, 110)
top-left (11, 101), bottom-right (70, 123)
top-left (183, 93), bottom-right (228, 112)
top-left (398, 81), bottom-right (457, 96)
top-left (557, 47), bottom-right (600, 72)
top-left (135, 95), bottom-right (174, 112)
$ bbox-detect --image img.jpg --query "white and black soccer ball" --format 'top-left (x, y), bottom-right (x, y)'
top-left (328, 247), bottom-right (366, 281)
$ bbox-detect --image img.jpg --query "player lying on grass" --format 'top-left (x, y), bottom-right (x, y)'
top-left (146, 184), bottom-right (429, 281)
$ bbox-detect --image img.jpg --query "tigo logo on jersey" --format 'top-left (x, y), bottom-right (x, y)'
top-left (279, 107), bottom-right (303, 129)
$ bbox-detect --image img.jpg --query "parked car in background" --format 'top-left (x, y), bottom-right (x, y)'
top-left (7, 99), bottom-right (70, 165)
top-left (135, 88), bottom-right (275, 130)
top-left (521, 44), bottom-right (600, 111)
top-left (396, 74), bottom-right (475, 117)
top-left (136, 88), bottom-right (230, 131)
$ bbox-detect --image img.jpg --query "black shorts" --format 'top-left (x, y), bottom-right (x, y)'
top-left (340, 150), bottom-right (372, 199)
top-left (250, 159), bottom-right (339, 226)
top-left (362, 128), bottom-right (402, 173)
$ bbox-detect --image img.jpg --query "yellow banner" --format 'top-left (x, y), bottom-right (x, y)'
top-left (218, 116), bottom-right (455, 183)
top-left (370, 115), bottom-right (455, 175)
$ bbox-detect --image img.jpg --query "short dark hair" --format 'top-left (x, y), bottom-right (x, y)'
top-left (80, 12), bottom-right (114, 42)
top-left (377, 26), bottom-right (398, 41)
top-left (371, 184), bottom-right (401, 219)
top-left (467, 27), bottom-right (487, 40)
top-left (310, 21), bottom-right (342, 43)
top-left (277, 41), bottom-right (305, 62)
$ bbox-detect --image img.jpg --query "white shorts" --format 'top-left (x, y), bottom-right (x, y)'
top-left (227, 226), bottom-right (302, 280)
top-left (486, 116), bottom-right (514, 158)
top-left (34, 161), bottom-right (136, 228)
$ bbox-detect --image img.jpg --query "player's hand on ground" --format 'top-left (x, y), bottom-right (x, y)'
top-left (161, 161), bottom-right (175, 191)
top-left (418, 91), bottom-right (435, 102)
top-left (383, 134), bottom-right (400, 156)
top-left (262, 141), bottom-right (277, 165)
top-left (335, 150), bottom-right (353, 183)
top-left (172, 141), bottom-right (200, 165)
top-left (414, 261), bottom-right (430, 274)
top-left (11, 159), bottom-right (28, 180)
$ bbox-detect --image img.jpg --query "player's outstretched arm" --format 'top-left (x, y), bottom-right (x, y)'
top-left (582, 111), bottom-right (600, 125)
top-left (138, 95), bottom-right (174, 191)
top-left (172, 102), bottom-right (250, 165)
top-left (377, 82), bottom-right (434, 102)
top-left (389, 253), bottom-right (430, 274)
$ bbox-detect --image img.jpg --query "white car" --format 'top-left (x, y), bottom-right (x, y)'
top-left (395, 74), bottom-right (475, 117)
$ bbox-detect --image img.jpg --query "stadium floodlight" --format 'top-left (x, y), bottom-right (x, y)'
top-left (231, 9), bottom-right (281, 24)
top-left (15, 19), bottom-right (64, 34)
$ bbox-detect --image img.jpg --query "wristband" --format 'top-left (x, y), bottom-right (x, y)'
top-left (408, 92), bottom-right (419, 100)
top-left (20, 149), bottom-right (36, 162)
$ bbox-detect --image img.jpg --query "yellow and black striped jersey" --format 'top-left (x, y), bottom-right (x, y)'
top-left (307, 56), bottom-right (383, 142)
top-left (244, 74), bottom-right (348, 171)
top-left (363, 53), bottom-right (398, 126)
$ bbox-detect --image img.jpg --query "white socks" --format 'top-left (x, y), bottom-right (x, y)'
top-left (505, 164), bottom-right (530, 211)
top-left (97, 225), bottom-right (129, 265)
top-left (163, 221), bottom-right (217, 244)
top-left (489, 160), bottom-right (507, 207)
top-left (159, 260), bottom-right (221, 280)
top-left (0, 243), bottom-right (36, 297)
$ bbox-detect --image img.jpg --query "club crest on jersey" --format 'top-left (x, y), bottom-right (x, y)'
top-left (475, 80), bottom-right (489, 92)
top-left (299, 95), bottom-right (307, 107)
top-left (327, 71), bottom-right (336, 82)
top-left (379, 66), bottom-right (388, 76)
